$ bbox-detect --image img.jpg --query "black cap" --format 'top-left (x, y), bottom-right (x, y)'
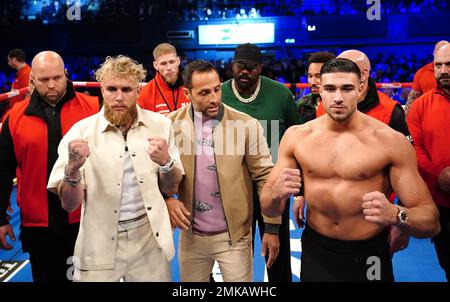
top-left (233, 43), bottom-right (262, 64)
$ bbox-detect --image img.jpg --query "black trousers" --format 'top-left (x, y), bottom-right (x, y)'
top-left (301, 224), bottom-right (394, 282)
top-left (433, 205), bottom-right (450, 281)
top-left (20, 223), bottom-right (79, 282)
top-left (252, 184), bottom-right (292, 282)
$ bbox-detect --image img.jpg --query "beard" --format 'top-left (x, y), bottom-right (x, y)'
top-left (104, 103), bottom-right (137, 127)
top-left (310, 84), bottom-right (320, 96)
top-left (42, 92), bottom-right (64, 104)
top-left (437, 74), bottom-right (450, 89)
top-left (235, 74), bottom-right (258, 91)
top-left (39, 88), bottom-right (66, 105)
top-left (162, 72), bottom-right (178, 85)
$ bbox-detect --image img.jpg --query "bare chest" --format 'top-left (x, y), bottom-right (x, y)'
top-left (296, 133), bottom-right (391, 181)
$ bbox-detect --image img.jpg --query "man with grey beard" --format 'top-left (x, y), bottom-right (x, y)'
top-left (405, 40), bottom-right (449, 114)
top-left (407, 44), bottom-right (450, 281)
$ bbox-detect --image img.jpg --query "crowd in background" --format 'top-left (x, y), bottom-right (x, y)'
top-left (0, 0), bottom-right (441, 106)
top-left (0, 49), bottom-right (434, 105)
top-left (1, 0), bottom-right (448, 26)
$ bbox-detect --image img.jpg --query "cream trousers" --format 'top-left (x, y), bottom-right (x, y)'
top-left (178, 230), bottom-right (252, 282)
top-left (74, 220), bottom-right (170, 282)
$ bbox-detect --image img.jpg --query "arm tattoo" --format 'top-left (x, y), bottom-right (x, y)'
top-left (404, 89), bottom-right (420, 115)
top-left (158, 168), bottom-right (182, 196)
top-left (69, 149), bottom-right (83, 163)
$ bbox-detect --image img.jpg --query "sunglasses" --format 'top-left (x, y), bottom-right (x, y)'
top-left (233, 62), bottom-right (259, 71)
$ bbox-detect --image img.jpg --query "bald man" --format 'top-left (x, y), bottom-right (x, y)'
top-left (407, 44), bottom-right (450, 280)
top-left (315, 50), bottom-right (411, 256)
top-left (405, 40), bottom-right (449, 114)
top-left (0, 51), bottom-right (99, 282)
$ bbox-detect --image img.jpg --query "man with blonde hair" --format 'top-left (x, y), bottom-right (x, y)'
top-left (138, 43), bottom-right (190, 115)
top-left (48, 55), bottom-right (184, 281)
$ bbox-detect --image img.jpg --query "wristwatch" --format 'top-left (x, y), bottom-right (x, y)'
top-left (63, 166), bottom-right (81, 186)
top-left (158, 157), bottom-right (175, 174)
top-left (395, 205), bottom-right (408, 226)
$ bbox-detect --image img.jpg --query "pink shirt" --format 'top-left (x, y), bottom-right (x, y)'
top-left (192, 111), bottom-right (227, 234)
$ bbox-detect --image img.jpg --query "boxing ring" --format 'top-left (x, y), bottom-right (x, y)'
top-left (1, 80), bottom-right (445, 282)
top-left (284, 82), bottom-right (413, 89)
top-left (0, 82), bottom-right (413, 103)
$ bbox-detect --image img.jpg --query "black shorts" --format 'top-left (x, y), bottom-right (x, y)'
top-left (301, 224), bottom-right (394, 282)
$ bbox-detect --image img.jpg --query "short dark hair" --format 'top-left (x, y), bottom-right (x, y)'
top-left (308, 51), bottom-right (336, 68)
top-left (182, 60), bottom-right (218, 90)
top-left (321, 58), bottom-right (361, 80)
top-left (8, 49), bottom-right (26, 62)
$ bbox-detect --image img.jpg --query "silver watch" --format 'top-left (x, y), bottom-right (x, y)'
top-left (63, 166), bottom-right (81, 186)
top-left (158, 158), bottom-right (175, 174)
top-left (395, 205), bottom-right (408, 226)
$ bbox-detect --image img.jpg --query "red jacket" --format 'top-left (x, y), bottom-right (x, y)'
top-left (407, 87), bottom-right (450, 208)
top-left (412, 62), bottom-right (436, 95)
top-left (9, 64), bottom-right (31, 106)
top-left (316, 91), bottom-right (397, 124)
top-left (138, 72), bottom-right (190, 115)
top-left (8, 92), bottom-right (99, 226)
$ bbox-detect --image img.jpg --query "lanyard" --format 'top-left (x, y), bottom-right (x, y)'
top-left (155, 80), bottom-right (180, 112)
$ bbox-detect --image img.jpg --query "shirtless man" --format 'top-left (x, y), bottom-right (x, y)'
top-left (260, 58), bottom-right (440, 282)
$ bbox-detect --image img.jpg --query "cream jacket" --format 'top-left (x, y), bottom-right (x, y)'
top-left (48, 105), bottom-right (183, 270)
top-left (168, 104), bottom-right (279, 245)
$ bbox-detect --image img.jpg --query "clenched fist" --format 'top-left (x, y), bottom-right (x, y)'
top-left (67, 139), bottom-right (90, 173)
top-left (148, 137), bottom-right (169, 166)
top-left (362, 191), bottom-right (398, 227)
top-left (272, 168), bottom-right (302, 201)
